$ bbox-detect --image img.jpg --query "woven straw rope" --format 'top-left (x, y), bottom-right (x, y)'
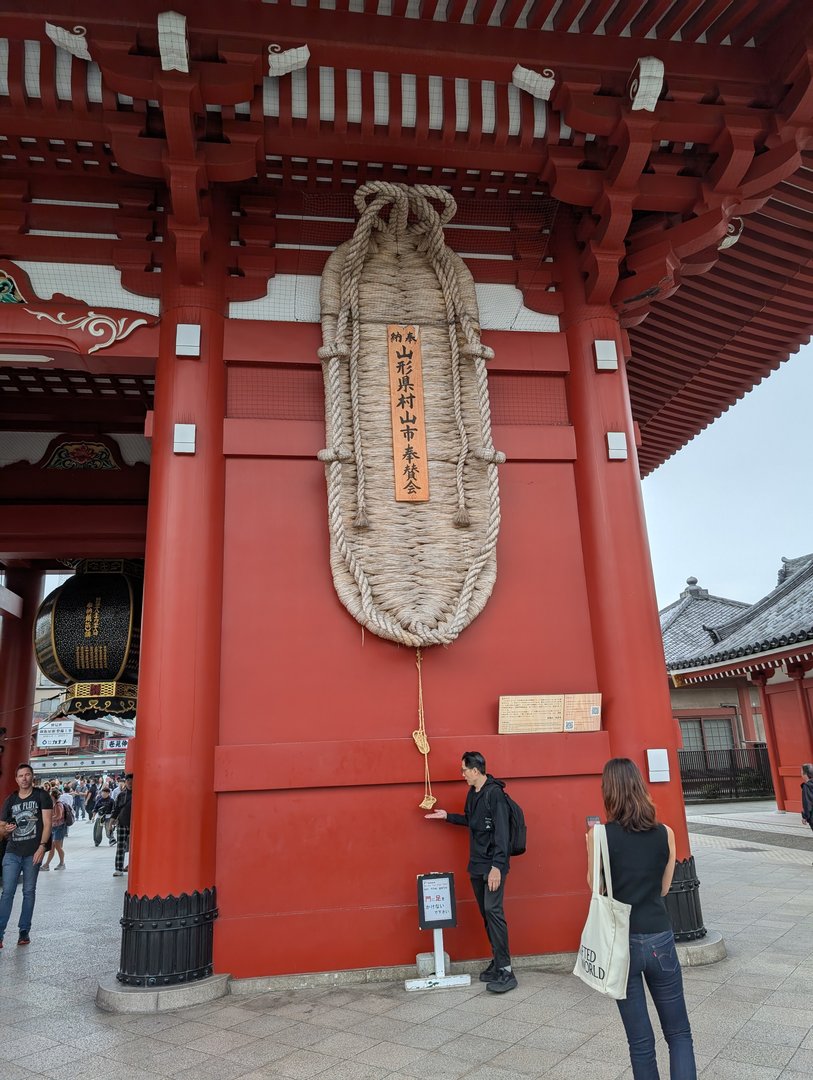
top-left (319, 183), bottom-right (504, 647)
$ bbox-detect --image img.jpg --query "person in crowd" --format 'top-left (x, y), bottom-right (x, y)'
top-left (425, 751), bottom-right (516, 993)
top-left (72, 780), bottom-right (87, 821)
top-left (42, 789), bottom-right (67, 871)
top-left (111, 773), bottom-right (133, 872)
top-left (109, 777), bottom-right (121, 803)
top-left (85, 778), bottom-right (98, 818)
top-left (589, 758), bottom-right (696, 1080)
top-left (801, 765), bottom-right (813, 860)
top-left (0, 763), bottom-right (53, 946)
top-left (111, 774), bottom-right (133, 877)
top-left (91, 787), bottom-right (115, 819)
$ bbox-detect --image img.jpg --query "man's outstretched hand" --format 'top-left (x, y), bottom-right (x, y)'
top-left (425, 809), bottom-right (448, 820)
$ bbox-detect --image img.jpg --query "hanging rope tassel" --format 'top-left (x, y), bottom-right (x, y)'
top-left (412, 648), bottom-right (437, 810)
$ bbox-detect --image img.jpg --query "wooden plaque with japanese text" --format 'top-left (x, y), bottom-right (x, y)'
top-left (498, 695), bottom-right (565, 733)
top-left (387, 324), bottom-right (429, 502)
top-left (498, 693), bottom-right (603, 733)
top-left (563, 693), bottom-right (603, 731)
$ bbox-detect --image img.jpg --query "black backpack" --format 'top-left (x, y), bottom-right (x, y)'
top-left (489, 785), bottom-right (527, 857)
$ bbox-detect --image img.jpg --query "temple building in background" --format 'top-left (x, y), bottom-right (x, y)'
top-left (667, 555), bottom-right (813, 811)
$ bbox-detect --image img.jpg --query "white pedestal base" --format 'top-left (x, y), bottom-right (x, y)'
top-left (405, 973), bottom-right (472, 991)
top-left (404, 928), bottom-right (472, 991)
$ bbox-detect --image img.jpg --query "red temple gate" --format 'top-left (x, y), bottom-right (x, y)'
top-left (1, 1), bottom-right (812, 985)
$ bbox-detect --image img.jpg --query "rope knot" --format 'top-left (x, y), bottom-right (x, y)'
top-left (317, 342), bottom-right (349, 362)
top-left (317, 445), bottom-right (354, 464)
top-left (461, 342), bottom-right (494, 362)
top-left (473, 447), bottom-right (506, 465)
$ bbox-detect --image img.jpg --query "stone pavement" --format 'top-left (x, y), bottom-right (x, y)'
top-left (1, 805), bottom-right (813, 1079)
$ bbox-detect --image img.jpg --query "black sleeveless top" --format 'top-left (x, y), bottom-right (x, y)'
top-left (605, 821), bottom-right (671, 934)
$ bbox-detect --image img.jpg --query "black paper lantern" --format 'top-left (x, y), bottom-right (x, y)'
top-left (34, 559), bottom-right (143, 720)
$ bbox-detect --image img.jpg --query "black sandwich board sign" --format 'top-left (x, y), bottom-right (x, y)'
top-left (416, 872), bottom-right (457, 930)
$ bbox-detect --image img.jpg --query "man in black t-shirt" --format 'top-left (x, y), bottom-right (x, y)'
top-left (0, 763), bottom-right (52, 947)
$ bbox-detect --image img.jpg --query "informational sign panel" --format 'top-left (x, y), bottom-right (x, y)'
top-left (499, 694), bottom-right (565, 733)
top-left (417, 872), bottom-right (457, 930)
top-left (563, 694), bottom-right (602, 731)
top-left (499, 694), bottom-right (602, 733)
top-left (103, 737), bottom-right (130, 750)
top-left (387, 324), bottom-right (430, 503)
top-left (36, 720), bottom-right (75, 748)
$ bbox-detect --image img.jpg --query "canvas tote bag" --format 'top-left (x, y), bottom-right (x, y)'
top-left (572, 823), bottom-right (631, 999)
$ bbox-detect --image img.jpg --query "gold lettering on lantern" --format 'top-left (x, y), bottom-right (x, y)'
top-left (83, 596), bottom-right (102, 638)
top-left (75, 644), bottom-right (109, 670)
top-left (386, 324), bottom-right (429, 503)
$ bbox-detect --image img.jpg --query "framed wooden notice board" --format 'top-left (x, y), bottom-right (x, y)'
top-left (498, 694), bottom-right (602, 733)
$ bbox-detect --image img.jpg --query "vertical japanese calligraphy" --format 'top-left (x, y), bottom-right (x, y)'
top-left (386, 324), bottom-right (430, 503)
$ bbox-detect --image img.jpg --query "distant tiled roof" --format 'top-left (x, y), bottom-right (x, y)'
top-left (667, 555), bottom-right (813, 671)
top-left (660, 578), bottom-right (750, 667)
top-left (776, 555), bottom-right (812, 585)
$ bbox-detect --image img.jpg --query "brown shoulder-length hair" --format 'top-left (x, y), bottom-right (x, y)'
top-left (602, 758), bottom-right (658, 832)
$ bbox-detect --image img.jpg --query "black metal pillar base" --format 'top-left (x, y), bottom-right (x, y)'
top-left (665, 856), bottom-right (706, 942)
top-left (117, 887), bottom-right (218, 987)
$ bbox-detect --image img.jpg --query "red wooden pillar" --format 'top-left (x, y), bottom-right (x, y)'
top-left (0, 568), bottom-right (45, 797)
top-left (557, 221), bottom-right (690, 854)
top-left (737, 684), bottom-right (758, 743)
top-left (751, 671), bottom-right (783, 809)
top-left (557, 221), bottom-right (706, 938)
top-left (787, 663), bottom-right (813, 748)
top-left (118, 217), bottom-right (227, 986)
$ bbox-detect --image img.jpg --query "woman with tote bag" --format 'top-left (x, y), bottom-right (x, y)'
top-left (588, 758), bottom-right (697, 1080)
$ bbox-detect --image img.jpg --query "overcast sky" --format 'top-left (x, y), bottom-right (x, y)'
top-left (642, 342), bottom-right (813, 610)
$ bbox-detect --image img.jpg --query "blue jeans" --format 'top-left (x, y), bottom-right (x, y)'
top-left (0, 850), bottom-right (41, 939)
top-left (617, 930), bottom-right (697, 1080)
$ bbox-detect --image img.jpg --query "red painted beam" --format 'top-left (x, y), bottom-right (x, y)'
top-left (578, 0), bottom-right (623, 33)
top-left (0, 1), bottom-right (778, 85)
top-left (653, 0), bottom-right (707, 41)
top-left (0, 103), bottom-right (111, 142)
top-left (706, 0), bottom-right (764, 45)
top-left (0, 504), bottom-right (147, 561)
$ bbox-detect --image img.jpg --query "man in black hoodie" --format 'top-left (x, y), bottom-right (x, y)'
top-left (425, 750), bottom-right (516, 993)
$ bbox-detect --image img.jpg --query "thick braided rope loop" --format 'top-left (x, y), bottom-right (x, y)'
top-left (318, 182), bottom-right (503, 647)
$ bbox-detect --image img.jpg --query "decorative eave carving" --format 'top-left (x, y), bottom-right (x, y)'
top-left (44, 22), bottom-right (92, 62)
top-left (0, 261), bottom-right (158, 360)
top-left (268, 44), bottom-right (310, 78)
top-left (157, 11), bottom-right (190, 74)
top-left (628, 57), bottom-right (665, 113)
top-left (24, 309), bottom-right (151, 354)
top-left (718, 217), bottom-right (744, 249)
top-left (512, 65), bottom-right (555, 101)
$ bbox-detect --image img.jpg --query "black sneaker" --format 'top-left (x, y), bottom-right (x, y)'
top-left (479, 960), bottom-right (498, 983)
top-left (17, 932), bottom-right (30, 946)
top-left (486, 968), bottom-right (517, 994)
